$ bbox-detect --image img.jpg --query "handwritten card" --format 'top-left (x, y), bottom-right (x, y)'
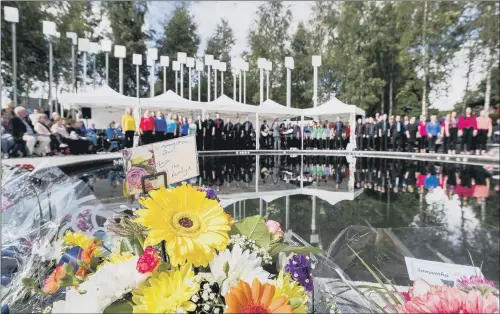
top-left (405, 257), bottom-right (483, 286)
top-left (122, 135), bottom-right (199, 195)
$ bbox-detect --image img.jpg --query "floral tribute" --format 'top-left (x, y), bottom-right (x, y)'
top-left (21, 184), bottom-right (324, 314)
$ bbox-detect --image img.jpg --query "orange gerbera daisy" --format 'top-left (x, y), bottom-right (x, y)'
top-left (225, 279), bottom-right (293, 314)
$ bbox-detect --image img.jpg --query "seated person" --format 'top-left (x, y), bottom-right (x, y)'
top-left (7, 106), bottom-right (51, 157)
top-left (33, 113), bottom-right (57, 155)
top-left (51, 118), bottom-right (91, 154)
top-left (1, 125), bottom-right (15, 157)
top-left (106, 121), bottom-right (122, 151)
top-left (85, 122), bottom-right (98, 145)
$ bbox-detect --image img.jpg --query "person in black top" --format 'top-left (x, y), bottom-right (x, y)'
top-left (377, 114), bottom-right (389, 151)
top-left (365, 117), bottom-right (377, 150)
top-left (203, 113), bottom-right (215, 151)
top-left (242, 116), bottom-right (253, 149)
top-left (390, 115), bottom-right (405, 152)
top-left (355, 118), bottom-right (364, 151)
top-left (334, 116), bottom-right (344, 150)
top-left (260, 120), bottom-right (270, 149)
top-left (195, 114), bottom-right (203, 151)
top-left (224, 117), bottom-right (233, 150)
top-left (214, 113), bottom-right (224, 150)
top-left (405, 116), bottom-right (418, 152)
top-left (233, 117), bottom-right (242, 150)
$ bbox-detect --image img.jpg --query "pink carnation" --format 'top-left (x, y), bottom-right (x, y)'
top-left (265, 220), bottom-right (282, 233)
top-left (462, 290), bottom-right (499, 314)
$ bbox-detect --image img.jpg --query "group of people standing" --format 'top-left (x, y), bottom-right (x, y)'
top-left (121, 109), bottom-right (256, 150)
top-left (119, 107), bottom-right (496, 155)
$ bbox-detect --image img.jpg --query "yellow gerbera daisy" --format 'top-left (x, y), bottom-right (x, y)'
top-left (274, 270), bottom-right (309, 313)
top-left (61, 230), bottom-right (93, 249)
top-left (134, 185), bottom-right (230, 267)
top-left (98, 252), bottom-right (134, 270)
top-left (132, 263), bottom-right (198, 313)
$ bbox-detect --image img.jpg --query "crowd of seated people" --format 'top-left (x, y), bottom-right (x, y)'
top-left (1, 104), bottom-right (96, 158)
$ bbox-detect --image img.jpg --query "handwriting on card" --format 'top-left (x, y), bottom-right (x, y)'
top-left (153, 135), bottom-right (199, 184)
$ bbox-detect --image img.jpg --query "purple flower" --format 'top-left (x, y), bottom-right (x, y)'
top-left (197, 187), bottom-right (218, 200)
top-left (284, 254), bottom-right (313, 292)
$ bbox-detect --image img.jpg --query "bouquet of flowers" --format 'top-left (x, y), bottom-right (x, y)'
top-left (18, 184), bottom-right (326, 314)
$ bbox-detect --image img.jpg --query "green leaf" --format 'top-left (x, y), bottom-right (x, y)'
top-left (157, 262), bottom-right (171, 272)
top-left (269, 243), bottom-right (325, 257)
top-left (120, 240), bottom-right (130, 254)
top-left (22, 278), bottom-right (37, 289)
top-left (62, 262), bottom-right (74, 275)
top-left (103, 299), bottom-right (133, 314)
top-left (60, 275), bottom-right (78, 287)
top-left (229, 215), bottom-right (271, 249)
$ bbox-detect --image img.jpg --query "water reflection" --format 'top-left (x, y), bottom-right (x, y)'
top-left (77, 154), bottom-right (499, 284)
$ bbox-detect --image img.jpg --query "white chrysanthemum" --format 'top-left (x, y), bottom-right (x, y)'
top-left (51, 256), bottom-right (149, 313)
top-left (209, 245), bottom-right (271, 295)
top-left (33, 238), bottom-right (64, 262)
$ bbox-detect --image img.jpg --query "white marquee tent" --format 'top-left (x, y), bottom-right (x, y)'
top-left (258, 99), bottom-right (303, 120)
top-left (59, 85), bottom-right (136, 109)
top-left (302, 97), bottom-right (365, 121)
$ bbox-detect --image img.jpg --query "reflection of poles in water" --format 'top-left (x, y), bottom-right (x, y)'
top-left (481, 202), bottom-right (486, 222)
top-left (386, 181), bottom-right (391, 220)
top-left (233, 203), bottom-right (237, 221)
top-left (243, 199), bottom-right (246, 218)
top-left (311, 196), bottom-right (316, 234)
top-left (349, 157), bottom-right (356, 192)
top-left (259, 198), bottom-right (264, 216)
top-left (238, 200), bottom-right (242, 220)
top-left (300, 155), bottom-right (304, 189)
top-left (256, 155), bottom-right (260, 192)
top-left (285, 195), bottom-right (290, 231)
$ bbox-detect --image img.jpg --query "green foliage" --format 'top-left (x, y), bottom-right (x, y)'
top-left (156, 4), bottom-right (200, 96)
top-left (268, 243), bottom-right (324, 257)
top-left (103, 299), bottom-right (133, 314)
top-left (229, 215), bottom-right (271, 249)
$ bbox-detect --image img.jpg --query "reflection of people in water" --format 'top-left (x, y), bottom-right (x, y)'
top-left (472, 166), bottom-right (491, 205)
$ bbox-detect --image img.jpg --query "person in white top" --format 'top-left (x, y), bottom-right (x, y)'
top-left (33, 114), bottom-right (52, 155)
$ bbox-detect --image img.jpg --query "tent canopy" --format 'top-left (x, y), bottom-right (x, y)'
top-left (58, 85), bottom-right (136, 109)
top-left (258, 99), bottom-right (302, 120)
top-left (140, 90), bottom-right (203, 115)
top-left (302, 97), bottom-right (365, 121)
top-left (205, 95), bottom-right (259, 120)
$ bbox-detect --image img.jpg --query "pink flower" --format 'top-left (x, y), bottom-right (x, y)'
top-left (462, 290), bottom-right (499, 314)
top-left (401, 291), bottom-right (412, 302)
top-left (265, 220), bottom-right (282, 233)
top-left (136, 247), bottom-right (160, 274)
top-left (397, 286), bottom-right (466, 313)
top-left (457, 275), bottom-right (496, 289)
top-left (126, 166), bottom-right (149, 191)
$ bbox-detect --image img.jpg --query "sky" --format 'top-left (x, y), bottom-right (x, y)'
top-left (1, 1), bottom-right (485, 111)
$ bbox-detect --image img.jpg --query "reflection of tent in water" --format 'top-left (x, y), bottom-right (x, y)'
top-left (219, 187), bottom-right (363, 208)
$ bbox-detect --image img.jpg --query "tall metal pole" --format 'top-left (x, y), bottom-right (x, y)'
top-left (198, 71), bottom-right (201, 102)
top-left (238, 70), bottom-right (242, 102)
top-left (207, 65), bottom-right (211, 101)
top-left (83, 51), bottom-right (87, 92)
top-left (49, 41), bottom-right (53, 115)
top-left (92, 55), bottom-right (96, 89)
top-left (259, 68), bottom-right (264, 105)
top-left (118, 58), bottom-right (123, 94)
top-left (150, 64), bottom-right (154, 97)
top-left (243, 71), bottom-right (246, 104)
top-left (12, 23), bottom-right (17, 106)
top-left (233, 72), bottom-right (237, 101)
top-left (313, 66), bottom-right (318, 107)
top-left (221, 71), bottom-right (224, 95)
top-left (136, 65), bottom-right (140, 98)
top-left (105, 52), bottom-right (109, 84)
top-left (287, 68), bottom-right (291, 108)
top-left (180, 63), bottom-right (184, 98)
top-left (175, 70), bottom-right (178, 94)
top-left (266, 69), bottom-right (270, 100)
top-left (163, 66), bottom-right (167, 93)
top-left (189, 67), bottom-right (192, 100)
top-left (71, 45), bottom-right (76, 92)
top-left (214, 67), bottom-right (218, 99)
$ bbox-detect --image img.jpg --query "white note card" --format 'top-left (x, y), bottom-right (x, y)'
top-left (152, 135), bottom-right (199, 184)
top-left (405, 257), bottom-right (483, 286)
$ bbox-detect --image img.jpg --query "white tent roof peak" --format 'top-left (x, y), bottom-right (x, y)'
top-left (259, 99), bottom-right (302, 119)
top-left (303, 96), bottom-right (365, 119)
top-left (58, 84), bottom-right (136, 108)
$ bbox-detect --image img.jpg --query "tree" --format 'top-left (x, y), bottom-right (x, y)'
top-left (203, 18), bottom-right (236, 100)
top-left (105, 2), bottom-right (150, 97)
top-left (155, 4), bottom-right (200, 97)
top-left (290, 22), bottom-right (313, 108)
top-left (1, 2), bottom-right (50, 101)
top-left (246, 1), bottom-right (292, 105)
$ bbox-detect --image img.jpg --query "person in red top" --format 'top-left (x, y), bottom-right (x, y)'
top-left (417, 115), bottom-right (427, 153)
top-left (458, 107), bottom-right (477, 154)
top-left (139, 110), bottom-right (155, 145)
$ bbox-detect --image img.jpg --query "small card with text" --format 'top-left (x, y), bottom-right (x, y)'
top-left (405, 257), bottom-right (483, 286)
top-left (122, 135), bottom-right (199, 195)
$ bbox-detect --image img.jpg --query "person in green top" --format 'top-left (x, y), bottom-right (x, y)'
top-left (322, 124), bottom-right (329, 149)
top-left (312, 123), bottom-right (318, 149)
top-left (316, 124), bottom-right (323, 149)
top-left (188, 117), bottom-right (197, 135)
